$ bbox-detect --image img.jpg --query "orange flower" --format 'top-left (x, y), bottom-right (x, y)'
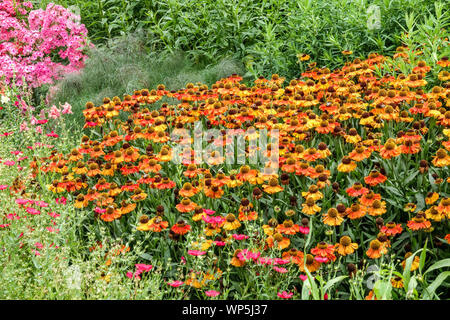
top-left (311, 241), bottom-right (336, 262)
top-left (380, 221), bottom-right (403, 236)
top-left (380, 139), bottom-right (401, 159)
top-left (171, 220), bottom-right (191, 235)
top-left (276, 220), bottom-right (300, 235)
top-left (204, 185), bottom-right (224, 199)
top-left (367, 200), bottom-right (386, 216)
top-left (349, 145), bottom-right (372, 161)
top-left (302, 197), bottom-right (321, 215)
top-left (266, 233), bottom-right (291, 250)
top-left (176, 198), bottom-right (197, 213)
top-left (359, 191), bottom-right (381, 206)
top-left (263, 178), bottom-right (284, 194)
top-left (346, 182), bottom-right (369, 197)
top-left (364, 171), bottom-right (387, 186)
top-left (407, 213), bottom-right (431, 231)
top-left (366, 239), bottom-right (385, 259)
top-left (335, 236), bottom-right (358, 256)
top-left (179, 182), bottom-right (200, 198)
top-left (236, 165), bottom-right (258, 181)
top-left (337, 157), bottom-right (357, 173)
top-left (299, 254), bottom-right (321, 273)
top-left (322, 208), bottom-right (344, 226)
top-left (223, 214), bottom-right (241, 231)
top-left (346, 203), bottom-right (366, 220)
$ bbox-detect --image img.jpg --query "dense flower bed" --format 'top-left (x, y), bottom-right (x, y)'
top-left (27, 47), bottom-right (450, 299)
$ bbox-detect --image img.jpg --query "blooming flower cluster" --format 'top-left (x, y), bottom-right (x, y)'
top-left (0, 0), bottom-right (90, 88)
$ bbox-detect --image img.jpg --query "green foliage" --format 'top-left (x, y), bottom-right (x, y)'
top-left (34, 0), bottom-right (438, 78)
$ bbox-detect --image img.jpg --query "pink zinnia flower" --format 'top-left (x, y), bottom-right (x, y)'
top-left (188, 250), bottom-right (206, 256)
top-left (299, 274), bottom-right (308, 281)
top-left (167, 280), bottom-right (184, 287)
top-left (205, 290), bottom-right (220, 297)
top-left (3, 160), bottom-right (15, 166)
top-left (214, 241), bottom-right (226, 246)
top-left (26, 207), bottom-right (41, 215)
top-left (203, 209), bottom-right (215, 215)
top-left (277, 291), bottom-right (293, 299)
top-left (48, 212), bottom-right (60, 218)
top-left (47, 131), bottom-right (59, 138)
top-left (135, 264), bottom-right (153, 272)
top-left (273, 266), bottom-right (288, 273)
top-left (299, 226), bottom-right (310, 234)
top-left (126, 271), bottom-right (141, 280)
top-left (232, 234), bottom-right (249, 240)
top-left (0, 185), bottom-right (9, 190)
top-left (56, 197), bottom-right (67, 205)
top-left (314, 256), bottom-right (328, 263)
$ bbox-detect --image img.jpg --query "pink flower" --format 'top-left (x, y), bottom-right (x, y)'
top-left (232, 233), bottom-right (249, 240)
top-left (205, 290), bottom-right (220, 297)
top-left (273, 266), bottom-right (288, 273)
top-left (3, 160), bottom-right (15, 166)
top-left (48, 212), bottom-right (60, 218)
top-left (34, 200), bottom-right (48, 207)
top-left (46, 131), bottom-right (59, 138)
top-left (35, 242), bottom-right (44, 249)
top-left (277, 291), bottom-right (293, 299)
top-left (135, 264), bottom-right (153, 272)
top-left (299, 226), bottom-right (310, 234)
top-left (314, 256), bottom-right (328, 263)
top-left (0, 185), bottom-right (9, 190)
top-left (181, 256), bottom-right (186, 264)
top-left (126, 271), bottom-right (141, 280)
top-left (203, 209), bottom-right (215, 215)
top-left (16, 198), bottom-right (31, 205)
top-left (299, 274), bottom-right (308, 281)
top-left (20, 122), bottom-right (29, 132)
top-left (94, 207), bottom-right (106, 214)
top-left (56, 197), bottom-right (67, 205)
top-left (35, 126), bottom-right (43, 134)
top-left (61, 102), bottom-right (73, 114)
top-left (273, 258), bottom-right (290, 265)
top-left (214, 241), bottom-right (226, 246)
top-left (188, 250), bottom-right (206, 256)
top-left (26, 207), bottom-right (40, 215)
top-left (49, 105), bottom-right (61, 119)
top-left (167, 280), bottom-right (184, 287)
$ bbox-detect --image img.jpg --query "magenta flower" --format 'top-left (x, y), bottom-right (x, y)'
top-left (277, 291), bottom-right (293, 299)
top-left (167, 280), bottom-right (184, 287)
top-left (203, 209), bottom-right (215, 215)
top-left (135, 264), bottom-right (153, 272)
top-left (232, 233), bottom-right (249, 240)
top-left (26, 207), bottom-right (40, 215)
top-left (205, 290), bottom-right (220, 297)
top-left (273, 266), bottom-right (288, 273)
top-left (299, 274), bottom-right (308, 281)
top-left (0, 185), bottom-right (9, 190)
top-left (188, 250), bottom-right (206, 256)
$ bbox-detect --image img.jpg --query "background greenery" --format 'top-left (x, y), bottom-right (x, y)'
top-left (35, 0), bottom-right (439, 78)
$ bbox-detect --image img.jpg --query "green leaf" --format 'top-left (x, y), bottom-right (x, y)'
top-left (323, 275), bottom-right (347, 296)
top-left (422, 272), bottom-right (450, 300)
top-left (424, 258), bottom-right (450, 276)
